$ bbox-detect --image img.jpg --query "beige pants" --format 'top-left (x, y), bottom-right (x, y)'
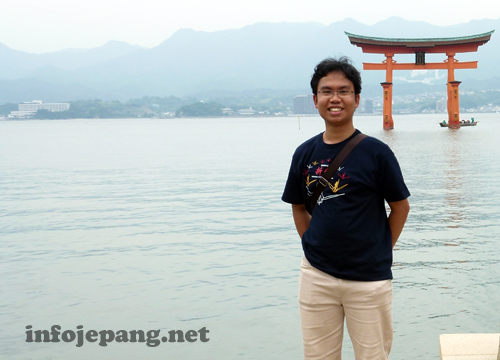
top-left (298, 256), bottom-right (393, 360)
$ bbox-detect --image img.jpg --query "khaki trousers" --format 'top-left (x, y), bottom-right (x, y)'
top-left (298, 256), bottom-right (393, 360)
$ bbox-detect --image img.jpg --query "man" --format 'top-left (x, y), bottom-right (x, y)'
top-left (282, 57), bottom-right (410, 359)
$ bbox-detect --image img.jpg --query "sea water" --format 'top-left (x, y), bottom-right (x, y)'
top-left (1, 114), bottom-right (499, 359)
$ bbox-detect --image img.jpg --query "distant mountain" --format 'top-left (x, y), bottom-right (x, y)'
top-left (0, 41), bottom-right (143, 80)
top-left (0, 17), bottom-right (498, 104)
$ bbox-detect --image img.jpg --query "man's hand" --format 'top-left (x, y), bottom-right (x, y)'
top-left (292, 204), bottom-right (312, 239)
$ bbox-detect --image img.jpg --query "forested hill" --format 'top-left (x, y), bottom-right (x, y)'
top-left (1, 17), bottom-right (498, 104)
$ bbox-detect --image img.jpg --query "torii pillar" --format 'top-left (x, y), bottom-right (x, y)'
top-left (346, 31), bottom-right (494, 130)
top-left (446, 52), bottom-right (461, 128)
top-left (381, 53), bottom-right (394, 129)
top-left (381, 81), bottom-right (393, 129)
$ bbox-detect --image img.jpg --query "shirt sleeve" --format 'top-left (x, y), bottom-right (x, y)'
top-left (281, 152), bottom-right (305, 205)
top-left (380, 146), bottom-right (410, 202)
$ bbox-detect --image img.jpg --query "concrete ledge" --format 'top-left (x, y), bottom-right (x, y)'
top-left (440, 334), bottom-right (500, 360)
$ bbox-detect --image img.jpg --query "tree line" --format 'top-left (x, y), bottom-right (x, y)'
top-left (0, 93), bottom-right (294, 119)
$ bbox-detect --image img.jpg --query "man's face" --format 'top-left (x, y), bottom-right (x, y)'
top-left (313, 71), bottom-right (360, 127)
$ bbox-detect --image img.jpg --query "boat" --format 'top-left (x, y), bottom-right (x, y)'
top-left (439, 118), bottom-right (478, 127)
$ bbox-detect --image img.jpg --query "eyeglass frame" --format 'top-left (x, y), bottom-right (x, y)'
top-left (317, 89), bottom-right (355, 98)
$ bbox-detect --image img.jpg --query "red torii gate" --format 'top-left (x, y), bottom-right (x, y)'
top-left (346, 31), bottom-right (494, 129)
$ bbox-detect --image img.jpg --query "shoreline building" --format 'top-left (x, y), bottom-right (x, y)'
top-left (293, 95), bottom-right (316, 115)
top-left (237, 107), bottom-right (256, 116)
top-left (359, 99), bottom-right (374, 114)
top-left (8, 100), bottom-right (70, 119)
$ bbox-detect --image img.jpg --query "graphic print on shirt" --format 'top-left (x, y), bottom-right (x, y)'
top-left (303, 161), bottom-right (349, 206)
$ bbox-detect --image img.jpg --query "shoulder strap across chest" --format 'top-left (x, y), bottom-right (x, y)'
top-left (309, 133), bottom-right (368, 213)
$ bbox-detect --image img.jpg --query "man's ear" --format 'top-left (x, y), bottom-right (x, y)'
top-left (313, 94), bottom-right (319, 109)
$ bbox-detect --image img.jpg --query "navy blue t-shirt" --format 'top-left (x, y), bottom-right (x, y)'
top-left (282, 130), bottom-right (410, 281)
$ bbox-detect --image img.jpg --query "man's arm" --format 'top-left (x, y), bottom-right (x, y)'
top-left (292, 204), bottom-right (311, 239)
top-left (387, 198), bottom-right (410, 248)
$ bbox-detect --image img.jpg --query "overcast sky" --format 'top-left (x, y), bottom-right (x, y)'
top-left (0, 0), bottom-right (497, 53)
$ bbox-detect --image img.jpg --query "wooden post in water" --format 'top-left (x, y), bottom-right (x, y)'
top-left (448, 81), bottom-right (462, 129)
top-left (381, 82), bottom-right (394, 130)
top-left (446, 53), bottom-right (460, 128)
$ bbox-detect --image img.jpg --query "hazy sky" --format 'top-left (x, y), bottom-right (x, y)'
top-left (0, 0), bottom-right (497, 53)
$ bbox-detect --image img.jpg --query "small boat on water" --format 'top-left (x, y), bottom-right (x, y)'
top-left (439, 118), bottom-right (478, 127)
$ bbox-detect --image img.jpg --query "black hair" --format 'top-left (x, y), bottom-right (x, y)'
top-left (310, 56), bottom-right (362, 96)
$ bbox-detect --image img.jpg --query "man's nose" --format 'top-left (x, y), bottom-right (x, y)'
top-left (330, 91), bottom-right (342, 100)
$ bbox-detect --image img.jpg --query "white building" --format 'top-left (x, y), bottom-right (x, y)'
top-left (238, 108), bottom-right (256, 115)
top-left (7, 111), bottom-right (37, 119)
top-left (18, 100), bottom-right (70, 112)
top-left (8, 100), bottom-right (70, 119)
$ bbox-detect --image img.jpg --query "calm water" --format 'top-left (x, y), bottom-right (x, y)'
top-left (1, 114), bottom-right (499, 360)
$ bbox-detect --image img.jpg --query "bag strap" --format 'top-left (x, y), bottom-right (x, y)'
top-left (310, 133), bottom-right (368, 213)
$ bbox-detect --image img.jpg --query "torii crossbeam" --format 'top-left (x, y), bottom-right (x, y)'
top-left (346, 31), bottom-right (494, 129)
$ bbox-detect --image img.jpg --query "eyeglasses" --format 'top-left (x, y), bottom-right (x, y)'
top-left (318, 89), bottom-right (355, 98)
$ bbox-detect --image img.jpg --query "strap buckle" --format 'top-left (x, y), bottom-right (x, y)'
top-left (318, 176), bottom-right (330, 187)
